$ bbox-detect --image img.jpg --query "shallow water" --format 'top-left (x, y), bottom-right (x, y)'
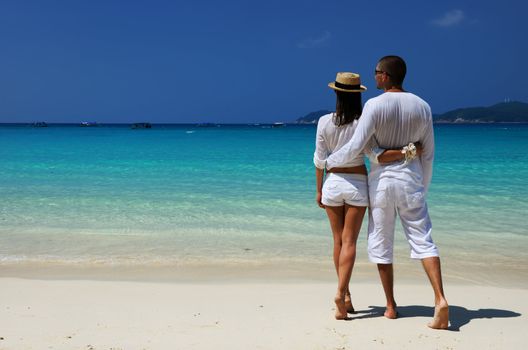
top-left (0, 123), bottom-right (527, 283)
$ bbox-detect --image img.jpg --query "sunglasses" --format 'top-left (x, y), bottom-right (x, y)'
top-left (375, 69), bottom-right (390, 76)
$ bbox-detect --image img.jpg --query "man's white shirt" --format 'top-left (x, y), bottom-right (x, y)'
top-left (325, 92), bottom-right (434, 194)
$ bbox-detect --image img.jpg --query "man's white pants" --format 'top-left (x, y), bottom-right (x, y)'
top-left (367, 178), bottom-right (439, 264)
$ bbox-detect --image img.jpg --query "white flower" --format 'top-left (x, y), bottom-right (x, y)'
top-left (402, 143), bottom-right (417, 164)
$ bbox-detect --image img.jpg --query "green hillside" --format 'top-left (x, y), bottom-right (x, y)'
top-left (295, 110), bottom-right (331, 124)
top-left (434, 101), bottom-right (528, 123)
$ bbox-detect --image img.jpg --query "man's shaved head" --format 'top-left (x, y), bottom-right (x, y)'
top-left (378, 56), bottom-right (407, 86)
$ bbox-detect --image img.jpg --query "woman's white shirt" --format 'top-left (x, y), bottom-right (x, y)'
top-left (313, 113), bottom-right (366, 169)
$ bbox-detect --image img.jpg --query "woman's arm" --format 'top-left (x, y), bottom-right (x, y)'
top-left (315, 167), bottom-right (325, 208)
top-left (314, 116), bottom-right (328, 208)
top-left (313, 118), bottom-right (330, 169)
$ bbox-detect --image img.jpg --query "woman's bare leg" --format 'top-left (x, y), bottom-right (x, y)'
top-left (326, 204), bottom-right (366, 319)
top-left (336, 205), bottom-right (366, 313)
top-left (325, 205), bottom-right (345, 277)
top-left (325, 205), bottom-right (346, 319)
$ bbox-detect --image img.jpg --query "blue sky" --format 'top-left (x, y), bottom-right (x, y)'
top-left (0, 0), bottom-right (525, 123)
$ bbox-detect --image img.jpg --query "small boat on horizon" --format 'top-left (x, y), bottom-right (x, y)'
top-left (80, 122), bottom-right (98, 127)
top-left (272, 122), bottom-right (285, 128)
top-left (32, 122), bottom-right (48, 127)
top-left (131, 122), bottom-right (152, 129)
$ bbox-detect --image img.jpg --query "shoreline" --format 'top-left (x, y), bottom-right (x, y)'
top-left (2, 257), bottom-right (527, 289)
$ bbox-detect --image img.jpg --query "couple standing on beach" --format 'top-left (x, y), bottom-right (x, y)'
top-left (314, 55), bottom-right (449, 329)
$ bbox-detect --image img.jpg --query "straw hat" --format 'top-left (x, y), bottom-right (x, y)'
top-left (328, 72), bottom-right (367, 92)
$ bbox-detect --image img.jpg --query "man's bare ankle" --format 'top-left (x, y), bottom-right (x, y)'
top-left (384, 306), bottom-right (397, 319)
top-left (384, 301), bottom-right (397, 319)
top-left (428, 303), bottom-right (449, 329)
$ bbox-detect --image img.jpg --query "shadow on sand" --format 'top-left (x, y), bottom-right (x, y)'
top-left (349, 305), bottom-right (521, 331)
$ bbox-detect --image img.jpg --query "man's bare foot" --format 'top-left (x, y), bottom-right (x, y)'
top-left (428, 300), bottom-right (449, 329)
top-left (334, 295), bottom-right (347, 320)
top-left (384, 304), bottom-right (397, 319)
top-left (344, 293), bottom-right (355, 313)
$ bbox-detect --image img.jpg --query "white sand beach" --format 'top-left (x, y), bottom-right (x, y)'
top-left (0, 273), bottom-right (526, 350)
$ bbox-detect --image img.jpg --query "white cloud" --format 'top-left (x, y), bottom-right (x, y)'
top-left (431, 10), bottom-right (465, 27)
top-left (297, 31), bottom-right (331, 49)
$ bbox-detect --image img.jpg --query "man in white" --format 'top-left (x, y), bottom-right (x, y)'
top-left (326, 56), bottom-right (449, 329)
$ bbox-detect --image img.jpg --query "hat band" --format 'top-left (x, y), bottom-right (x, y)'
top-left (335, 81), bottom-right (361, 90)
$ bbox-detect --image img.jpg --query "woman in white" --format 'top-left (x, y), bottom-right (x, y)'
top-left (314, 72), bottom-right (409, 320)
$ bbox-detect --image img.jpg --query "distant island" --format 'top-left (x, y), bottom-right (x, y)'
top-left (295, 101), bottom-right (528, 124)
top-left (295, 110), bottom-right (331, 124)
top-left (433, 101), bottom-right (528, 123)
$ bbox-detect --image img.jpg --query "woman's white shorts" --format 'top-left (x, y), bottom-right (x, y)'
top-left (322, 173), bottom-right (369, 207)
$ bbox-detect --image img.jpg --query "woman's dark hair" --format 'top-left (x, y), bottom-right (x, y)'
top-left (333, 90), bottom-right (362, 126)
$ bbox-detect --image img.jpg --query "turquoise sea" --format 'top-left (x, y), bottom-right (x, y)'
top-left (1, 123), bottom-right (527, 284)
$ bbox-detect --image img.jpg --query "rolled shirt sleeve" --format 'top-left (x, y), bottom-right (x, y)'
top-left (313, 118), bottom-right (329, 169)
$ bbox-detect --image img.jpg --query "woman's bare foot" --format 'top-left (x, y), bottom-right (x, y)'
top-left (344, 293), bottom-right (355, 313)
top-left (428, 300), bottom-right (449, 329)
top-left (334, 295), bottom-right (347, 320)
top-left (384, 303), bottom-right (397, 319)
